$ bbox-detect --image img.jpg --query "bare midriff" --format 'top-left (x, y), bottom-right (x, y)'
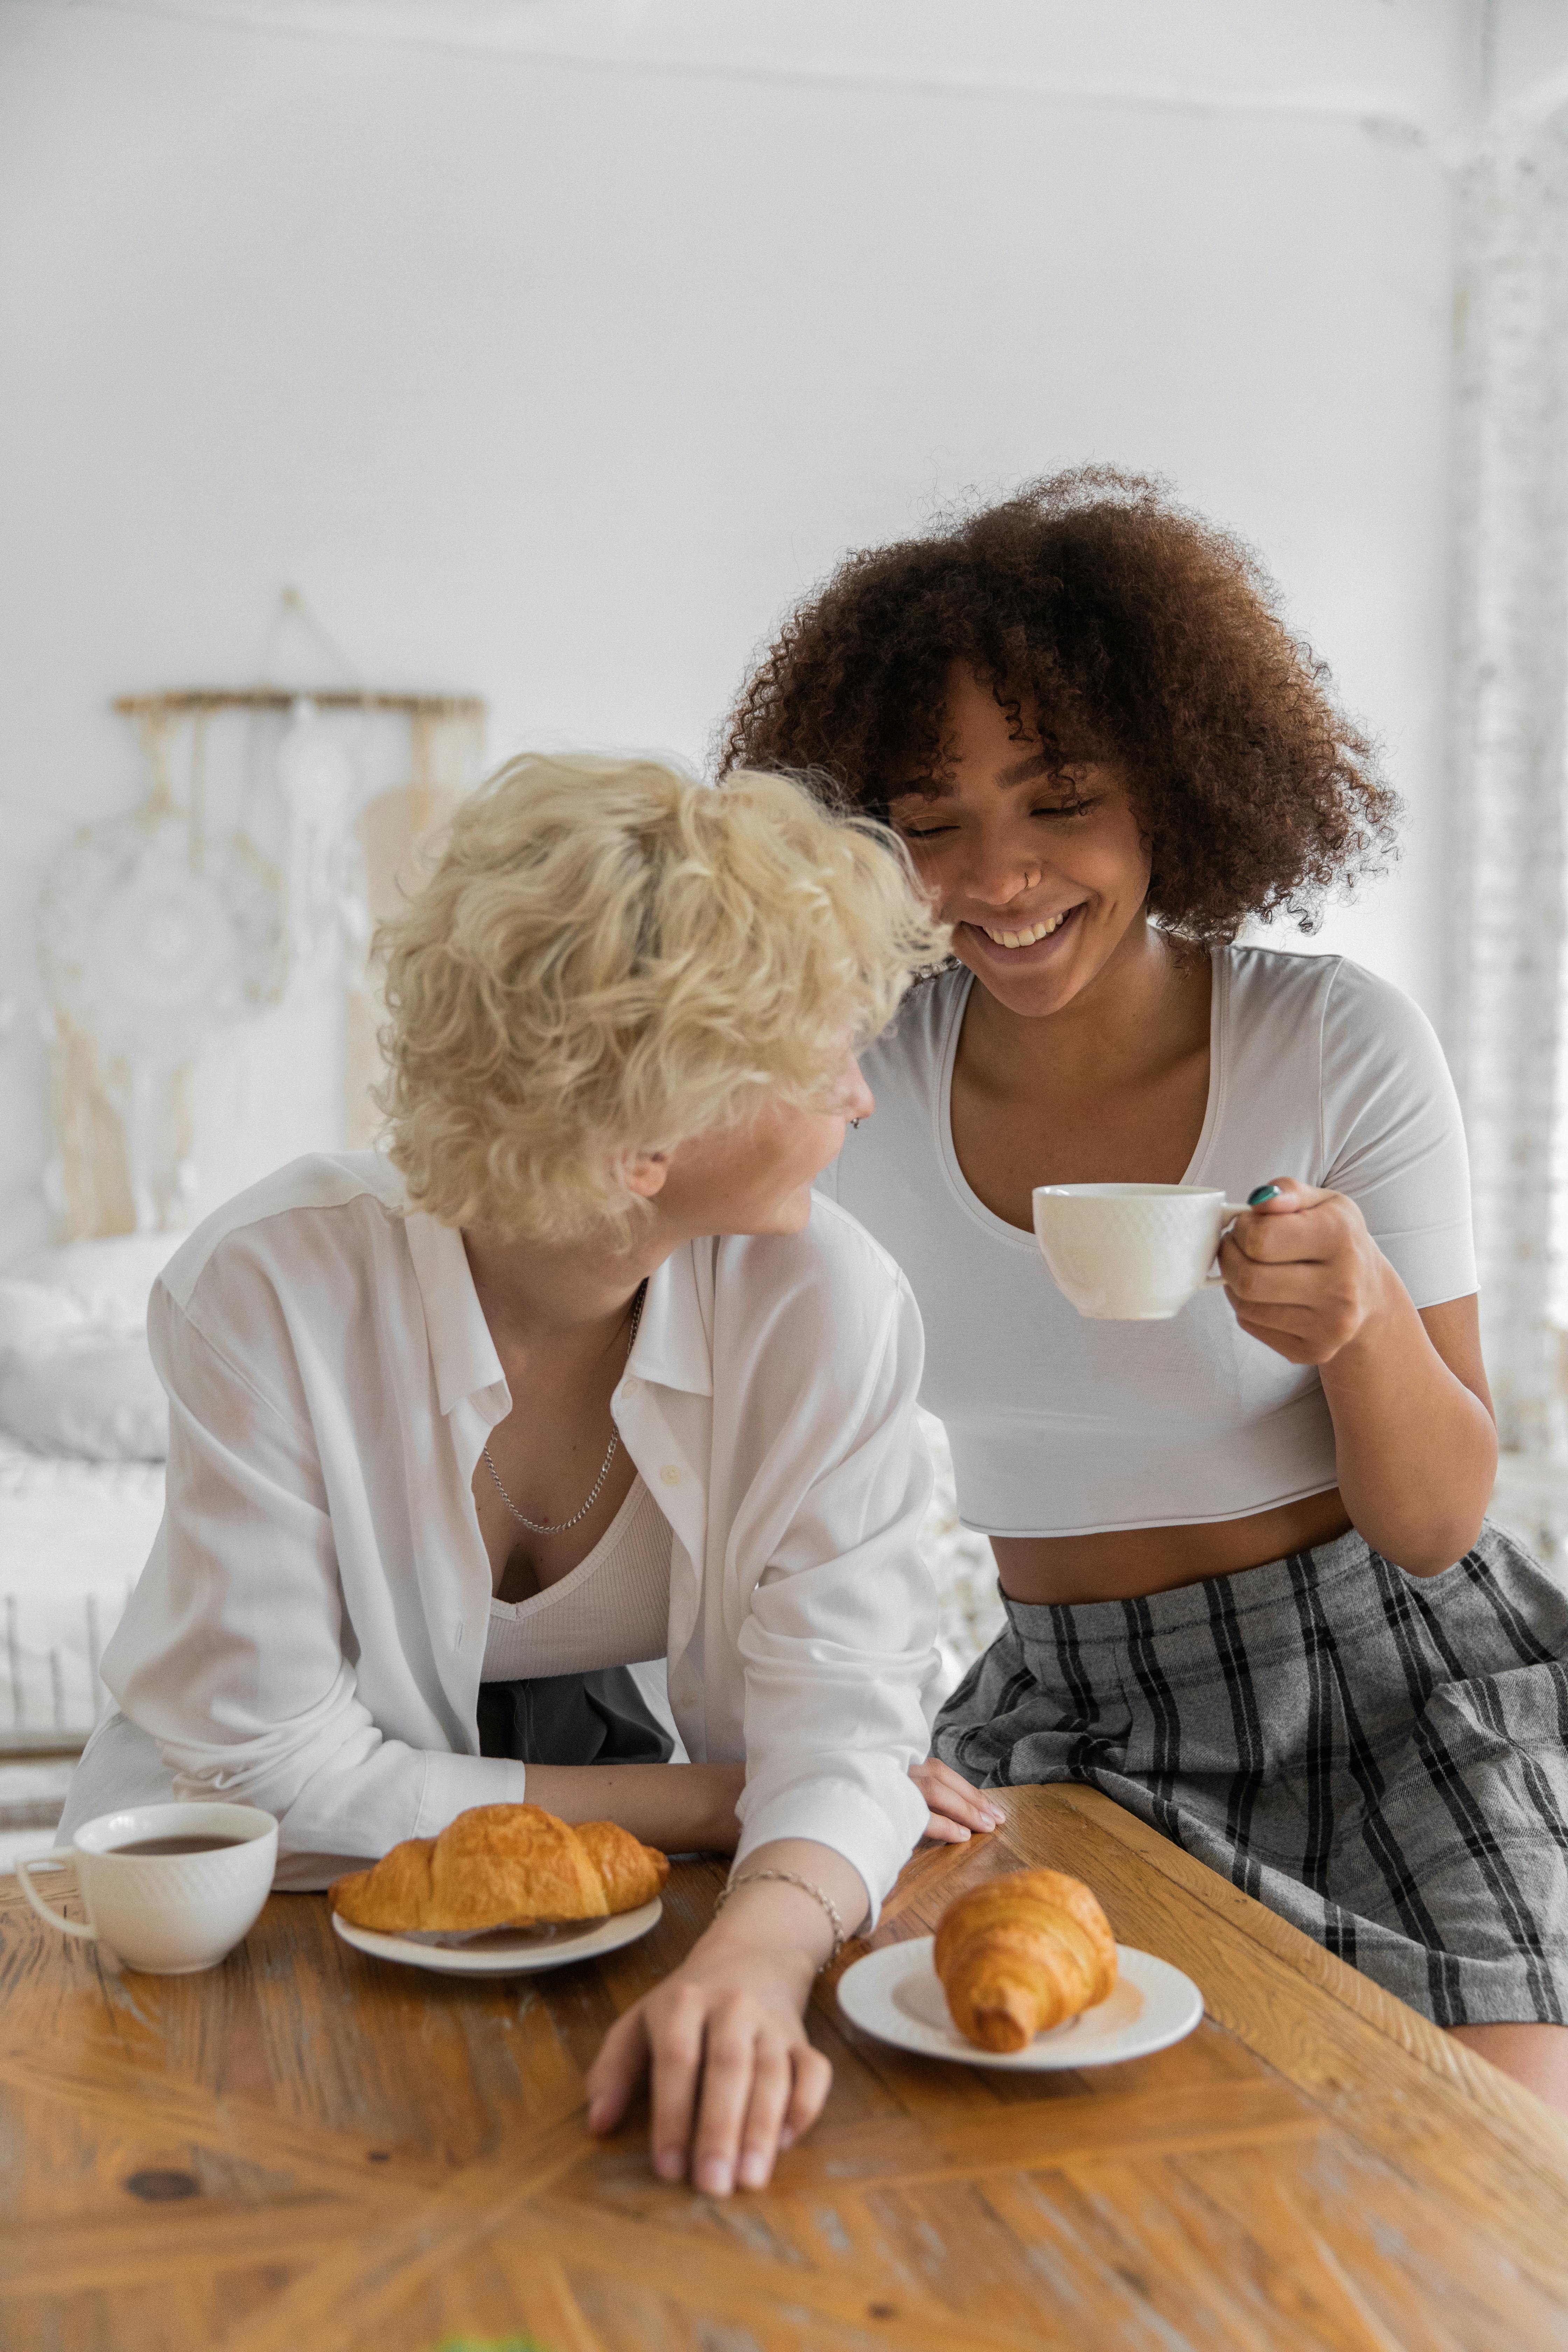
top-left (991, 1485), bottom-right (1354, 1608)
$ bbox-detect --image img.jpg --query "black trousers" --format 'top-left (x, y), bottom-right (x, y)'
top-left (476, 1667), bottom-right (674, 1768)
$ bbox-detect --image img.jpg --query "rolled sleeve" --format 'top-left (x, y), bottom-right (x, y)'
top-left (730, 1266), bottom-right (940, 1925)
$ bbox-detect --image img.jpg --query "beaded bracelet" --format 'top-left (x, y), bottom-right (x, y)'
top-left (713, 1868), bottom-right (846, 1966)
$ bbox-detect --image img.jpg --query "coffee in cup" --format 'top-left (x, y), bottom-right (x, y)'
top-left (1032, 1183), bottom-right (1251, 1321)
top-left (19, 1800), bottom-right (277, 1974)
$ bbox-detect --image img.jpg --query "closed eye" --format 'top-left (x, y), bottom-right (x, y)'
top-left (897, 795), bottom-right (1100, 841)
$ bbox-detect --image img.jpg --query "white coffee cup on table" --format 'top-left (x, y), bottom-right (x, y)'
top-left (18, 1800), bottom-right (277, 1974)
top-left (1032, 1183), bottom-right (1252, 1321)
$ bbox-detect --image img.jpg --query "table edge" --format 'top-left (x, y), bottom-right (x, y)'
top-left (1021, 1784), bottom-right (1568, 2160)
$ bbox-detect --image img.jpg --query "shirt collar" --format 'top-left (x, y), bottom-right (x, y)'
top-left (404, 1212), bottom-right (506, 1419)
top-left (629, 1241), bottom-right (714, 1399)
top-left (404, 1214), bottom-right (714, 1415)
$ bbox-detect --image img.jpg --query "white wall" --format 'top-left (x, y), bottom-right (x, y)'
top-left (1492, 0), bottom-right (1568, 116)
top-left (43, 0), bottom-right (1487, 127)
top-left (0, 1), bottom-right (1477, 1258)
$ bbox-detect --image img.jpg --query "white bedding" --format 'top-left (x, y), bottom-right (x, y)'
top-left (0, 1437), bottom-right (164, 1740)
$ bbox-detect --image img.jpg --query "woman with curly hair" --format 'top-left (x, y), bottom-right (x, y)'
top-left (63, 753), bottom-right (992, 2191)
top-left (724, 469), bottom-right (1568, 2110)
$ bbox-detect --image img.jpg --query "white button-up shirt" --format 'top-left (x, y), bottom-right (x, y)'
top-left (88, 1154), bottom-right (939, 1916)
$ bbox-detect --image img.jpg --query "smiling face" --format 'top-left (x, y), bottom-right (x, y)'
top-left (886, 666), bottom-right (1153, 1021)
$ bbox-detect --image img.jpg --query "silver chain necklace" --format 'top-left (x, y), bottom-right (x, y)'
top-left (481, 1281), bottom-right (647, 1536)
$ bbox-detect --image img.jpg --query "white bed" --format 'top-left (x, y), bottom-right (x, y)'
top-left (0, 1436), bottom-right (164, 1867)
top-left (0, 1433), bottom-right (165, 1746)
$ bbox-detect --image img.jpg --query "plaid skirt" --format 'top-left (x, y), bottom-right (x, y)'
top-left (932, 1520), bottom-right (1568, 2027)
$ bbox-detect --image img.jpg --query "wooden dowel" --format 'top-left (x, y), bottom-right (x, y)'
top-left (111, 690), bottom-right (485, 718)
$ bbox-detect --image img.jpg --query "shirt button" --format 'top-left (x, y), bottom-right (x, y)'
top-left (622, 1377), bottom-right (639, 1396)
top-left (659, 1464), bottom-right (682, 1486)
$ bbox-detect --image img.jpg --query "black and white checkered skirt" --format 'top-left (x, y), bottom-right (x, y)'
top-left (932, 1520), bottom-right (1568, 2027)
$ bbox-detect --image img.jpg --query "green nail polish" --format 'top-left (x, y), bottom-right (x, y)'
top-left (1247, 1184), bottom-right (1281, 1206)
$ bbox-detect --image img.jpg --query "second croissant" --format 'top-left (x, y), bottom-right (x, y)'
top-left (934, 1868), bottom-right (1118, 2052)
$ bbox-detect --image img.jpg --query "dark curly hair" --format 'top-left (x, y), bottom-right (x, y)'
top-left (720, 468), bottom-right (1397, 943)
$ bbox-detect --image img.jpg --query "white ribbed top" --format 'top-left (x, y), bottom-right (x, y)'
top-left (481, 1474), bottom-right (672, 1681)
top-left (821, 948), bottom-right (1478, 1538)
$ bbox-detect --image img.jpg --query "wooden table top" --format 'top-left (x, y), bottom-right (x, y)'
top-left (5, 1782), bottom-right (1568, 2352)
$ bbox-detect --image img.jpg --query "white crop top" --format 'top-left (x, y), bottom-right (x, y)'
top-left (482, 1474), bottom-right (673, 1681)
top-left (817, 948), bottom-right (1478, 1539)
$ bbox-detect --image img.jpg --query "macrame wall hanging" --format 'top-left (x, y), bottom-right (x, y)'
top-left (40, 599), bottom-right (485, 1239)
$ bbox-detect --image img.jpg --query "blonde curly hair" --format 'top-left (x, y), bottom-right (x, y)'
top-left (376, 752), bottom-right (948, 1239)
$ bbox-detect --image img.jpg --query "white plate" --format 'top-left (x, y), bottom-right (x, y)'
top-left (331, 1896), bottom-right (663, 1977)
top-left (836, 1938), bottom-right (1202, 2070)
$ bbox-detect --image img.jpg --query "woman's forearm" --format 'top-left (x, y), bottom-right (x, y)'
top-left (522, 1760), bottom-right (744, 1852)
top-left (1320, 1266), bottom-right (1497, 1576)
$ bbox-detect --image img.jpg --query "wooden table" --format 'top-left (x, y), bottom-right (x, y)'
top-left (5, 1784), bottom-right (1568, 2351)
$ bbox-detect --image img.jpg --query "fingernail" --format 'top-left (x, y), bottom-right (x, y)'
top-left (697, 2158), bottom-right (733, 2197)
top-left (738, 2151), bottom-right (769, 2190)
top-left (586, 2098), bottom-right (612, 2133)
top-left (777, 2126), bottom-right (796, 2150)
top-left (1247, 1184), bottom-right (1281, 1205)
top-left (654, 2147), bottom-right (684, 2182)
top-left (954, 1825), bottom-right (971, 1840)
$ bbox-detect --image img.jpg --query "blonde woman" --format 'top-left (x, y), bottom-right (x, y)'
top-left (64, 755), bottom-right (995, 2193)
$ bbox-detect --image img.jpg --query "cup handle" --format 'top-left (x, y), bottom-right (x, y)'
top-left (1203, 1203), bottom-right (1254, 1288)
top-left (18, 1850), bottom-right (96, 1940)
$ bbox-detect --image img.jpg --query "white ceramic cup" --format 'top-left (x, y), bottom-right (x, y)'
top-left (1032, 1182), bottom-right (1252, 1321)
top-left (19, 1800), bottom-right (278, 1975)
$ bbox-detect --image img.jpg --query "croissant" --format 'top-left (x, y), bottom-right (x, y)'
top-left (329, 1803), bottom-right (669, 1935)
top-left (934, 1868), bottom-right (1118, 2052)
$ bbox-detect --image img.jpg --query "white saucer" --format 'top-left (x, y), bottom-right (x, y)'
top-left (836, 1938), bottom-right (1202, 2070)
top-left (331, 1896), bottom-right (662, 1977)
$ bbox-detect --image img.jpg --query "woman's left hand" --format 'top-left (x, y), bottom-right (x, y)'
top-left (1219, 1179), bottom-right (1394, 1366)
top-left (910, 1756), bottom-right (1005, 1842)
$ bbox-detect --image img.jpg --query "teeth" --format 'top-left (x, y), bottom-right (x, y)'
top-left (980, 909), bottom-right (1072, 948)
